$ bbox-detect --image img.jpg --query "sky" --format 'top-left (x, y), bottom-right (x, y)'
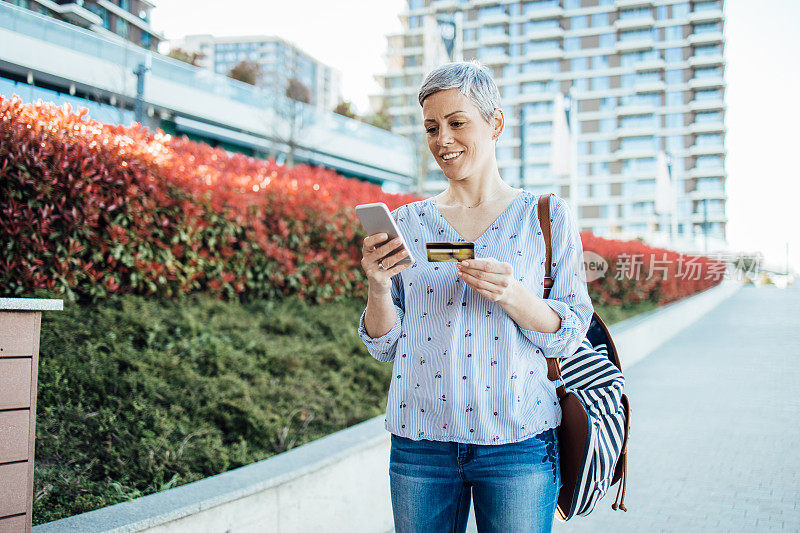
top-left (150, 0), bottom-right (800, 271)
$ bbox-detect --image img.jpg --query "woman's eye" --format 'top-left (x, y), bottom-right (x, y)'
top-left (451, 121), bottom-right (464, 127)
top-left (426, 128), bottom-right (436, 134)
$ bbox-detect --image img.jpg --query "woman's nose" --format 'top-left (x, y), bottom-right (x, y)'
top-left (438, 129), bottom-right (454, 145)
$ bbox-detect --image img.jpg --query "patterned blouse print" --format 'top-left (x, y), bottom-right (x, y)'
top-left (358, 190), bottom-right (593, 444)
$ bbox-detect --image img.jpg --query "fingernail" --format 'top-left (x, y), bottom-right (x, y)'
top-left (462, 261), bottom-right (469, 267)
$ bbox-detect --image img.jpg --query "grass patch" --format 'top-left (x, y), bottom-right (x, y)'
top-left (30, 291), bottom-right (654, 524)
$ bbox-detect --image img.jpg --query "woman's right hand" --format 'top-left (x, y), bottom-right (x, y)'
top-left (361, 233), bottom-right (413, 291)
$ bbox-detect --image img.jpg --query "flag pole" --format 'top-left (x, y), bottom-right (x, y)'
top-left (568, 86), bottom-right (579, 222)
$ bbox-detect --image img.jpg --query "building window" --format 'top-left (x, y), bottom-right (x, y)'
top-left (141, 31), bottom-right (151, 49)
top-left (564, 37), bottom-right (580, 51)
top-left (592, 13), bottom-right (610, 26)
top-left (599, 33), bottom-right (615, 48)
top-left (695, 133), bottom-right (722, 146)
top-left (116, 18), bottom-right (129, 38)
top-left (571, 15), bottom-right (588, 30)
top-left (525, 19), bottom-right (560, 32)
top-left (523, 0), bottom-right (559, 15)
top-left (479, 5), bottom-right (507, 19)
top-left (694, 66), bottom-right (722, 79)
top-left (619, 8), bottom-right (651, 21)
top-left (593, 55), bottom-right (609, 69)
top-left (592, 76), bottom-right (609, 91)
top-left (666, 113), bottom-right (683, 128)
top-left (673, 2), bottom-right (691, 18)
top-left (525, 40), bottom-right (561, 53)
top-left (666, 69), bottom-right (683, 84)
top-left (87, 4), bottom-right (110, 29)
top-left (118, 0), bottom-right (130, 12)
top-left (693, 22), bottom-right (722, 35)
top-left (694, 44), bottom-right (722, 57)
top-left (693, 1), bottom-right (721, 12)
top-left (694, 88), bottom-right (723, 100)
top-left (666, 91), bottom-right (683, 106)
top-left (665, 25), bottom-right (683, 41)
top-left (571, 57), bottom-right (588, 71)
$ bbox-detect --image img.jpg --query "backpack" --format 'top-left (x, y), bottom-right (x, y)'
top-left (537, 193), bottom-right (631, 520)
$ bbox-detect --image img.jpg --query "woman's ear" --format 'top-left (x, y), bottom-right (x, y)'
top-left (491, 108), bottom-right (504, 140)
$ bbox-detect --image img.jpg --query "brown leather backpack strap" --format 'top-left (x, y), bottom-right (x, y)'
top-left (537, 193), bottom-right (554, 298)
top-left (538, 193), bottom-right (564, 391)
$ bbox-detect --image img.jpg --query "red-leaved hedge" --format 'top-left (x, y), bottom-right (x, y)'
top-left (0, 96), bottom-right (722, 306)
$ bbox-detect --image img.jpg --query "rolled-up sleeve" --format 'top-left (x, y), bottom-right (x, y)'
top-left (519, 195), bottom-right (594, 359)
top-left (357, 206), bottom-right (406, 363)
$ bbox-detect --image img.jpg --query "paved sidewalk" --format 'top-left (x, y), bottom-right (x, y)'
top-left (546, 284), bottom-right (800, 532)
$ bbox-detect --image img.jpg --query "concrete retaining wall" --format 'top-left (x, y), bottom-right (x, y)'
top-left (34, 281), bottom-right (739, 533)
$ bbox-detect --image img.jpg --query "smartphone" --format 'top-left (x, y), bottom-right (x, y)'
top-left (355, 202), bottom-right (415, 266)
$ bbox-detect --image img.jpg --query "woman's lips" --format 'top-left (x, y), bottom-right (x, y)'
top-left (441, 151), bottom-right (463, 163)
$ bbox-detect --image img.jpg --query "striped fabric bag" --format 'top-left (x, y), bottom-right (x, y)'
top-left (559, 332), bottom-right (629, 518)
top-left (536, 194), bottom-right (630, 521)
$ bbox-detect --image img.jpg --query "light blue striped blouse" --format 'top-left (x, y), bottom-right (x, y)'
top-left (358, 190), bottom-right (593, 444)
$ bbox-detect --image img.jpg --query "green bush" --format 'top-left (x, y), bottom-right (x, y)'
top-left (29, 287), bottom-right (647, 525)
top-left (31, 290), bottom-right (392, 524)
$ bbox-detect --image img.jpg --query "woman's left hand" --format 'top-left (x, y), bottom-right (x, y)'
top-left (456, 258), bottom-right (518, 304)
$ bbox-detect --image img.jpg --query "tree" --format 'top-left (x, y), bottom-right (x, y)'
top-left (227, 60), bottom-right (262, 86)
top-left (279, 77), bottom-right (312, 167)
top-left (363, 109), bottom-right (393, 131)
top-left (167, 47), bottom-right (205, 67)
top-left (333, 100), bottom-right (357, 120)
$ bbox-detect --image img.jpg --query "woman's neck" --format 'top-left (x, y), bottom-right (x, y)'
top-left (440, 179), bottom-right (516, 208)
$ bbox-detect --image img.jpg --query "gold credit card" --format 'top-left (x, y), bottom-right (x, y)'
top-left (426, 242), bottom-right (475, 262)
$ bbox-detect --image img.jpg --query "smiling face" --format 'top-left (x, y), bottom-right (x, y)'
top-left (422, 88), bottom-right (503, 182)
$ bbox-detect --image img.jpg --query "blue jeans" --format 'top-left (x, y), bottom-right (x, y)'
top-left (389, 427), bottom-right (561, 533)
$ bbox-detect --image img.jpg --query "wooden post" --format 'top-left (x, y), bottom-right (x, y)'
top-left (0, 298), bottom-right (62, 533)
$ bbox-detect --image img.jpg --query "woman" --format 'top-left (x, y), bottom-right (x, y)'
top-left (358, 61), bottom-right (593, 532)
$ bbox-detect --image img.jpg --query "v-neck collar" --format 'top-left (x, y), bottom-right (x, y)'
top-left (429, 189), bottom-right (528, 243)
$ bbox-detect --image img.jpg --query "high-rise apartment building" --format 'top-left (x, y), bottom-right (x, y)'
top-left (2, 0), bottom-right (163, 50)
top-left (172, 34), bottom-right (343, 112)
top-left (376, 0), bottom-right (726, 245)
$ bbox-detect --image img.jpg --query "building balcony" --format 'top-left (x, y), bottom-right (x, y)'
top-left (478, 52), bottom-right (510, 66)
top-left (689, 188), bottom-right (727, 200)
top-left (524, 127), bottom-right (555, 140)
top-left (616, 103), bottom-right (657, 116)
top-left (688, 31), bottom-right (724, 45)
top-left (616, 125), bottom-right (658, 138)
top-left (688, 76), bottom-right (725, 89)
top-left (614, 0), bottom-right (653, 7)
top-left (614, 16), bottom-right (656, 30)
top-left (689, 98), bottom-right (725, 111)
top-left (479, 13), bottom-right (510, 25)
top-left (616, 39), bottom-right (655, 52)
top-left (689, 211), bottom-right (727, 223)
top-left (432, 0), bottom-right (461, 10)
top-left (688, 166), bottom-right (727, 178)
top-left (689, 8), bottom-right (724, 24)
top-left (689, 144), bottom-right (725, 157)
top-left (480, 33), bottom-right (510, 46)
top-left (635, 80), bottom-right (667, 93)
top-left (634, 59), bottom-right (666, 71)
top-left (613, 147), bottom-right (658, 160)
top-left (688, 53), bottom-right (724, 67)
top-left (689, 121), bottom-right (725, 134)
top-left (524, 7), bottom-right (564, 21)
top-left (521, 27), bottom-right (565, 40)
top-left (524, 48), bottom-right (564, 61)
top-left (55, 3), bottom-right (104, 28)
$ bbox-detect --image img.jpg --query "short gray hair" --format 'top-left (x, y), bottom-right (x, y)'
top-left (418, 61), bottom-right (501, 124)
